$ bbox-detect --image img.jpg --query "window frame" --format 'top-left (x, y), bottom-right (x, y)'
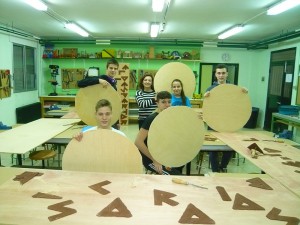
top-left (13, 44), bottom-right (37, 93)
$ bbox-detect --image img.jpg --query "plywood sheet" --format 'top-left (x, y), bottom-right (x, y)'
top-left (0, 118), bottom-right (80, 154)
top-left (203, 84), bottom-right (251, 132)
top-left (148, 107), bottom-right (205, 167)
top-left (75, 84), bottom-right (121, 126)
top-left (154, 62), bottom-right (195, 98)
top-left (0, 167), bottom-right (299, 225)
top-left (212, 131), bottom-right (300, 197)
top-left (62, 129), bottom-right (143, 174)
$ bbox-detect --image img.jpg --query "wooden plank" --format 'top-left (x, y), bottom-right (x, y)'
top-left (212, 131), bottom-right (300, 197)
top-left (0, 167), bottom-right (299, 225)
top-left (0, 118), bottom-right (80, 154)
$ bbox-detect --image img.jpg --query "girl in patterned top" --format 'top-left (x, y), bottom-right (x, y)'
top-left (135, 74), bottom-right (157, 129)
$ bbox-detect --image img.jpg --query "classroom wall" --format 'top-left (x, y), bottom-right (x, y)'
top-left (0, 32), bottom-right (40, 126)
top-left (0, 30), bottom-right (299, 131)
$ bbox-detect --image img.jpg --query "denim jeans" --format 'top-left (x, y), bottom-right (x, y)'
top-left (209, 151), bottom-right (232, 172)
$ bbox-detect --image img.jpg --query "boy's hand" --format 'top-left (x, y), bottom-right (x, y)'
top-left (99, 79), bottom-right (110, 88)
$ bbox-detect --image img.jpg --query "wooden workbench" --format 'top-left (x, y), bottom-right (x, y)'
top-left (0, 118), bottom-right (80, 165)
top-left (0, 167), bottom-right (299, 225)
top-left (212, 130), bottom-right (300, 197)
top-left (271, 113), bottom-right (300, 132)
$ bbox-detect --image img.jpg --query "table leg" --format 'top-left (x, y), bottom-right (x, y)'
top-left (17, 154), bottom-right (23, 166)
top-left (57, 145), bottom-right (61, 168)
top-left (186, 162), bottom-right (191, 176)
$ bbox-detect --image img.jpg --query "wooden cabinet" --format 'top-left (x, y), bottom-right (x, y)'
top-left (39, 96), bottom-right (75, 118)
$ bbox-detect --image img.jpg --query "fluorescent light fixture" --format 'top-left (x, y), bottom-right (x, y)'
top-left (25, 0), bottom-right (48, 11)
top-left (218, 25), bottom-right (244, 40)
top-left (152, 0), bottom-right (165, 12)
top-left (96, 40), bottom-right (111, 45)
top-left (267, 0), bottom-right (300, 15)
top-left (65, 22), bottom-right (89, 37)
top-left (150, 23), bottom-right (160, 38)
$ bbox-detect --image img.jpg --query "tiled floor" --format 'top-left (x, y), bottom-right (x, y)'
top-left (0, 123), bottom-right (262, 175)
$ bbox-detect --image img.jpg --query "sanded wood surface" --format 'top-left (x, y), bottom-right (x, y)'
top-left (148, 107), bottom-right (205, 167)
top-left (60, 107), bottom-right (80, 119)
top-left (51, 125), bottom-right (83, 139)
top-left (75, 84), bottom-right (121, 126)
top-left (203, 84), bottom-right (252, 132)
top-left (62, 129), bottom-right (143, 174)
top-left (212, 131), bottom-right (300, 197)
top-left (0, 167), bottom-right (299, 225)
top-left (154, 62), bottom-right (195, 97)
top-left (0, 118), bottom-right (80, 154)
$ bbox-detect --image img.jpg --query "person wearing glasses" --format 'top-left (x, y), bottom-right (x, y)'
top-left (204, 64), bottom-right (248, 173)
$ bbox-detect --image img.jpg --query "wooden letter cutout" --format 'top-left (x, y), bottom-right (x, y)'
top-left (97, 197), bottom-right (132, 218)
top-left (266, 207), bottom-right (300, 225)
top-left (232, 193), bottom-right (265, 210)
top-left (48, 200), bottom-right (77, 222)
top-left (153, 189), bottom-right (179, 206)
top-left (246, 177), bottom-right (273, 190)
top-left (179, 203), bottom-right (215, 224)
top-left (89, 180), bottom-right (111, 195)
top-left (216, 186), bottom-right (231, 201)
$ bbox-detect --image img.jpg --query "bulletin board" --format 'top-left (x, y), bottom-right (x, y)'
top-left (61, 68), bottom-right (85, 89)
top-left (129, 69), bottom-right (137, 90)
top-left (0, 70), bottom-right (12, 99)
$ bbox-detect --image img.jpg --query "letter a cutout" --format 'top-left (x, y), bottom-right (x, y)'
top-left (97, 197), bottom-right (132, 218)
top-left (178, 203), bottom-right (215, 224)
top-left (232, 193), bottom-right (265, 210)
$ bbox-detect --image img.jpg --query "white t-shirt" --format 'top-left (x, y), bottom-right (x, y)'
top-left (82, 126), bottom-right (126, 137)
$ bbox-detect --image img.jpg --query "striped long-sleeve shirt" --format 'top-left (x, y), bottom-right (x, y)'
top-left (135, 90), bottom-right (157, 121)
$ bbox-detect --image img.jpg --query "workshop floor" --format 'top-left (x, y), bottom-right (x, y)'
top-left (0, 124), bottom-right (262, 175)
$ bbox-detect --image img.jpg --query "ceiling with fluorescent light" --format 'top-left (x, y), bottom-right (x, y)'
top-left (0, 0), bottom-right (300, 48)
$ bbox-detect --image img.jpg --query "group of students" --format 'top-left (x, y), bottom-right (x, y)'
top-left (74, 58), bottom-right (235, 175)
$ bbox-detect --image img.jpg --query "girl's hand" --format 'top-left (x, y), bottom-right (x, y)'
top-left (73, 132), bottom-right (83, 141)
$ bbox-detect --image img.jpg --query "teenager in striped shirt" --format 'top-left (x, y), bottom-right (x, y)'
top-left (135, 74), bottom-right (157, 129)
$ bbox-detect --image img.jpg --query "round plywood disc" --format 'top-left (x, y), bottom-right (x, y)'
top-left (203, 84), bottom-right (252, 132)
top-left (148, 106), bottom-right (205, 167)
top-left (62, 129), bottom-right (143, 174)
top-left (75, 84), bottom-right (121, 126)
top-left (154, 62), bottom-right (195, 97)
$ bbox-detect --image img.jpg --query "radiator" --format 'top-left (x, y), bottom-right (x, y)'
top-left (16, 102), bottom-right (41, 124)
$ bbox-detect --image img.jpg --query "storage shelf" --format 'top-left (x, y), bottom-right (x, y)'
top-left (39, 96), bottom-right (75, 118)
top-left (42, 58), bottom-right (201, 62)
